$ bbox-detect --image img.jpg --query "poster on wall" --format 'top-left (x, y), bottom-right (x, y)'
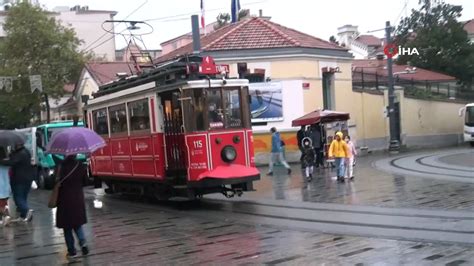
top-left (249, 82), bottom-right (283, 123)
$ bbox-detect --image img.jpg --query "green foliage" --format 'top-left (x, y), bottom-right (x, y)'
top-left (395, 0), bottom-right (474, 87)
top-left (214, 9), bottom-right (250, 30)
top-left (0, 2), bottom-right (86, 128)
top-left (329, 36), bottom-right (339, 45)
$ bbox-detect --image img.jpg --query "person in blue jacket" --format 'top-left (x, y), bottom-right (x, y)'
top-left (267, 127), bottom-right (291, 176)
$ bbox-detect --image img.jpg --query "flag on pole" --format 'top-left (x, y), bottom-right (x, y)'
top-left (201, 0), bottom-right (206, 34)
top-left (231, 0), bottom-right (241, 23)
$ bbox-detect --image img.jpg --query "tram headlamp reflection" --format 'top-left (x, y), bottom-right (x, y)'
top-left (221, 146), bottom-right (237, 163)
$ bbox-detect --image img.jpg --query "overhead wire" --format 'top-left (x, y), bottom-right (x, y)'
top-left (86, 0), bottom-right (268, 53)
top-left (83, 0), bottom-right (149, 52)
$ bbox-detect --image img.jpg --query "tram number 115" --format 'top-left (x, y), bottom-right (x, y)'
top-left (193, 140), bottom-right (203, 149)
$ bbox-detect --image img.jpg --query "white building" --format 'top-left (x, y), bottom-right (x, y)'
top-left (337, 24), bottom-right (383, 59)
top-left (0, 4), bottom-right (117, 61)
top-left (52, 5), bottom-right (117, 61)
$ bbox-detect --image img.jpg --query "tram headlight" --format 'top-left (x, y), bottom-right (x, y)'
top-left (221, 146), bottom-right (237, 163)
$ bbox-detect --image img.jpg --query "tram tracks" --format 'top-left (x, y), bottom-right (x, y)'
top-left (87, 189), bottom-right (474, 245)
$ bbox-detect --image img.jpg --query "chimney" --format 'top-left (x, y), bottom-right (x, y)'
top-left (259, 9), bottom-right (263, 17)
top-left (191, 15), bottom-right (201, 54)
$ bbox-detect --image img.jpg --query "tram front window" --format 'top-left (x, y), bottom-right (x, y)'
top-left (223, 89), bottom-right (242, 128)
top-left (207, 88), bottom-right (242, 130)
top-left (208, 89), bottom-right (224, 129)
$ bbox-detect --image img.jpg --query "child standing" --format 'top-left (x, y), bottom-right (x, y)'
top-left (328, 132), bottom-right (349, 182)
top-left (301, 137), bottom-right (315, 181)
top-left (344, 135), bottom-right (357, 180)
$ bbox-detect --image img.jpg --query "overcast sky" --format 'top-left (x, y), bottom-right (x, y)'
top-left (40, 0), bottom-right (474, 50)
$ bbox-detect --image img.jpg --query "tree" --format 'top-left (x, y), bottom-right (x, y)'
top-left (395, 0), bottom-right (474, 87)
top-left (0, 2), bottom-right (86, 128)
top-left (329, 35), bottom-right (339, 45)
top-left (214, 9), bottom-right (250, 30)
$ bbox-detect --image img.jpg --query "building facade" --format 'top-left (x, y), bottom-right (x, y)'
top-left (157, 16), bottom-right (353, 163)
top-left (337, 24), bottom-right (383, 59)
top-left (0, 4), bottom-right (117, 61)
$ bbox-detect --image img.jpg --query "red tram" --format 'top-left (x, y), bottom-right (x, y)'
top-left (85, 55), bottom-right (260, 199)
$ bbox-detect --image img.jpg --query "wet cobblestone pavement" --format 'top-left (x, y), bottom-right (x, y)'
top-left (1, 147), bottom-right (473, 265)
top-left (241, 148), bottom-right (474, 211)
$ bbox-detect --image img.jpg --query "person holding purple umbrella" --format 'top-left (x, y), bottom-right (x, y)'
top-left (56, 155), bottom-right (89, 260)
top-left (47, 127), bottom-right (105, 260)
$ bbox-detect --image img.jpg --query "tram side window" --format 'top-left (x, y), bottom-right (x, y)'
top-left (208, 89), bottom-right (224, 129)
top-left (109, 104), bottom-right (128, 135)
top-left (223, 89), bottom-right (242, 128)
top-left (93, 109), bottom-right (109, 135)
top-left (128, 99), bottom-right (150, 132)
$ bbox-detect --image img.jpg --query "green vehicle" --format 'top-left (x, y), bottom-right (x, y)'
top-left (17, 120), bottom-right (85, 189)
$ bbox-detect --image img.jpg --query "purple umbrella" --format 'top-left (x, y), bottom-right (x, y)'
top-left (46, 127), bottom-right (106, 156)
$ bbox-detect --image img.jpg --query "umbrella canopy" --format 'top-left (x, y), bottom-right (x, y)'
top-left (292, 109), bottom-right (350, 127)
top-left (0, 130), bottom-right (26, 149)
top-left (46, 127), bottom-right (106, 156)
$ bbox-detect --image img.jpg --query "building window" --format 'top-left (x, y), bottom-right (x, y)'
top-left (322, 73), bottom-right (334, 110)
top-left (128, 99), bottom-right (150, 132)
top-left (244, 73), bottom-right (265, 83)
top-left (109, 104), bottom-right (127, 135)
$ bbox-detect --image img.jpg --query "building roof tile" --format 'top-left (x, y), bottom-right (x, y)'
top-left (355, 35), bottom-right (382, 47)
top-left (85, 62), bottom-right (135, 86)
top-left (157, 17), bottom-right (346, 63)
top-left (464, 19), bottom-right (474, 34)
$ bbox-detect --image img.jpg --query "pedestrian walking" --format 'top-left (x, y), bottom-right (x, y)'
top-left (280, 139), bottom-right (287, 161)
top-left (301, 137), bottom-right (315, 181)
top-left (0, 143), bottom-right (34, 222)
top-left (328, 131), bottom-right (349, 182)
top-left (344, 135), bottom-right (357, 180)
top-left (56, 155), bottom-right (89, 260)
top-left (0, 148), bottom-right (11, 226)
top-left (267, 127), bottom-right (291, 176)
top-left (309, 124), bottom-right (323, 168)
top-left (297, 126), bottom-right (307, 162)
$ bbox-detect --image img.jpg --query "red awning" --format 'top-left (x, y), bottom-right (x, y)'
top-left (292, 109), bottom-right (350, 127)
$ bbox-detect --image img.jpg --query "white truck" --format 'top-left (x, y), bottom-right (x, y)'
top-left (459, 103), bottom-right (474, 147)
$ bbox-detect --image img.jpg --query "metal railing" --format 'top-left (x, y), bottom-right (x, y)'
top-left (352, 70), bottom-right (474, 102)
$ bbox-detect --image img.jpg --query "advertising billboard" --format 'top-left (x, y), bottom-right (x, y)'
top-left (249, 82), bottom-right (283, 123)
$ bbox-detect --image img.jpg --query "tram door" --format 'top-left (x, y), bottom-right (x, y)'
top-left (160, 91), bottom-right (187, 182)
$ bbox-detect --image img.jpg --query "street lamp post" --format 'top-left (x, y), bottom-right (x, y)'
top-left (385, 21), bottom-right (400, 152)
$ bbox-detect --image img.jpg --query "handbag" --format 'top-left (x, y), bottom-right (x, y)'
top-left (48, 163), bottom-right (80, 208)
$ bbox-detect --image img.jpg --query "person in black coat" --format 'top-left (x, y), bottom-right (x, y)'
top-left (301, 138), bottom-right (315, 181)
top-left (296, 126), bottom-right (307, 162)
top-left (309, 124), bottom-right (324, 168)
top-left (0, 144), bottom-right (35, 221)
top-left (56, 155), bottom-right (89, 259)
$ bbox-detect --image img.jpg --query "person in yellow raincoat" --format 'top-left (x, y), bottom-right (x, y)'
top-left (328, 131), bottom-right (349, 182)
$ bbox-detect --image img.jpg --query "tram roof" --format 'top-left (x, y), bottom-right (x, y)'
top-left (93, 55), bottom-right (208, 98)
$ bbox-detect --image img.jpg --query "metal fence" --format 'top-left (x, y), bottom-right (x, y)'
top-left (352, 70), bottom-right (474, 102)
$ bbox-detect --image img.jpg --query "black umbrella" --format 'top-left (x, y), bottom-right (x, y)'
top-left (0, 130), bottom-right (26, 149)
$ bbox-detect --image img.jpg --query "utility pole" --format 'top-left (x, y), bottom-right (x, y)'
top-left (385, 21), bottom-right (400, 152)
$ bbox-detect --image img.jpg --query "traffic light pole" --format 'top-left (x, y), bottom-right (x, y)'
top-left (385, 21), bottom-right (400, 152)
